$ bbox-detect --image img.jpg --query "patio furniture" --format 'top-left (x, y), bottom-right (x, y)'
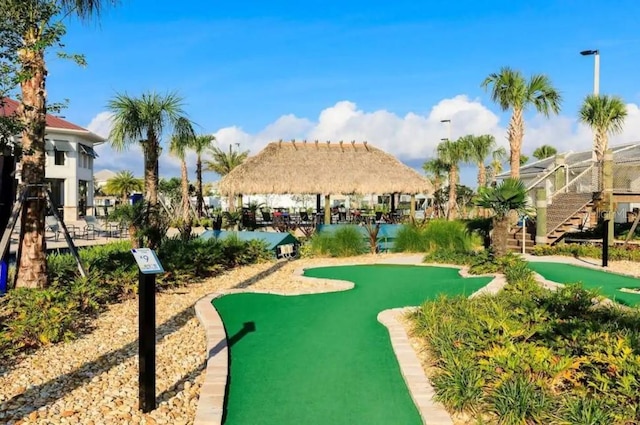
top-left (45, 215), bottom-right (76, 241)
top-left (82, 216), bottom-right (118, 239)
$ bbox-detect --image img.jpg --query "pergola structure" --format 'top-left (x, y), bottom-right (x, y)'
top-left (217, 140), bottom-right (432, 224)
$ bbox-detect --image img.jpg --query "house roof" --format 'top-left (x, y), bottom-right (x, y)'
top-left (217, 141), bottom-right (432, 196)
top-left (499, 143), bottom-right (640, 178)
top-left (94, 169), bottom-right (118, 182)
top-left (1, 98), bottom-right (105, 143)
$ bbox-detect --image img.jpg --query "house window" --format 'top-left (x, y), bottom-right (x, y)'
top-left (54, 149), bottom-right (65, 166)
top-left (78, 144), bottom-right (97, 169)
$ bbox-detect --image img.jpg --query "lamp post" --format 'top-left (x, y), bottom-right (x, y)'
top-left (580, 49), bottom-right (600, 95)
top-left (440, 119), bottom-right (452, 141)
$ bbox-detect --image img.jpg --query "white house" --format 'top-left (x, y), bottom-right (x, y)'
top-left (1, 98), bottom-right (105, 222)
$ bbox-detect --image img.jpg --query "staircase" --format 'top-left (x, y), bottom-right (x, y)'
top-left (546, 192), bottom-right (594, 244)
top-left (507, 224), bottom-right (534, 253)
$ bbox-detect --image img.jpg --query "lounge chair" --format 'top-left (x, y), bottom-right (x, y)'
top-left (45, 216), bottom-right (63, 241)
top-left (82, 216), bottom-right (117, 239)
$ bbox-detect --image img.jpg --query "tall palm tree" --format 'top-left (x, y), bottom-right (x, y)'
top-left (437, 138), bottom-right (471, 220)
top-left (579, 94), bottom-right (627, 163)
top-left (205, 143), bottom-right (249, 176)
top-left (103, 170), bottom-right (143, 203)
top-left (191, 134), bottom-right (215, 217)
top-left (482, 67), bottom-right (562, 179)
top-left (475, 178), bottom-right (529, 256)
top-left (465, 134), bottom-right (497, 188)
top-left (422, 158), bottom-right (449, 218)
top-left (6, 0), bottom-right (116, 288)
top-left (532, 144), bottom-right (558, 160)
top-left (108, 92), bottom-right (194, 248)
top-left (169, 122), bottom-right (194, 241)
top-left (488, 147), bottom-right (507, 185)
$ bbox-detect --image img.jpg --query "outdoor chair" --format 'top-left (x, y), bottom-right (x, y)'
top-left (45, 215), bottom-right (66, 241)
top-left (300, 211), bottom-right (312, 223)
top-left (82, 216), bottom-right (117, 239)
top-left (261, 211), bottom-right (273, 227)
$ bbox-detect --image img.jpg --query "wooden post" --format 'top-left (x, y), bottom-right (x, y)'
top-left (535, 188), bottom-right (547, 245)
top-left (236, 194), bottom-right (243, 211)
top-left (390, 193), bottom-right (396, 214)
top-left (324, 195), bottom-right (331, 225)
top-left (554, 154), bottom-right (566, 192)
top-left (409, 194), bottom-right (416, 220)
top-left (316, 194), bottom-right (321, 214)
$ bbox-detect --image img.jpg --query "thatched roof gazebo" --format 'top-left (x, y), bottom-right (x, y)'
top-left (217, 140), bottom-right (432, 223)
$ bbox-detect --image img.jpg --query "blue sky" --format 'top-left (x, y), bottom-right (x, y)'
top-left (45, 0), bottom-right (640, 185)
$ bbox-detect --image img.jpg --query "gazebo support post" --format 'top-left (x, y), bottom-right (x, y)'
top-left (324, 195), bottom-right (331, 225)
top-left (390, 193), bottom-right (396, 214)
top-left (316, 194), bottom-right (321, 214)
top-left (410, 194), bottom-right (416, 220)
top-left (237, 194), bottom-right (243, 212)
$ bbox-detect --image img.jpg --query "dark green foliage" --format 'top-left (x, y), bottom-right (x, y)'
top-left (532, 243), bottom-right (640, 262)
top-left (0, 236), bottom-right (271, 360)
top-left (410, 254), bottom-right (640, 423)
top-left (394, 220), bottom-right (475, 253)
top-left (307, 226), bottom-right (368, 257)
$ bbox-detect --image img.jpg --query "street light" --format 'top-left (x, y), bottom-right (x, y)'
top-left (440, 119), bottom-right (452, 141)
top-left (580, 49), bottom-right (600, 95)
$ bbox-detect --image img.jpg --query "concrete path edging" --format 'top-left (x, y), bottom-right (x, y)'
top-left (193, 257), bottom-right (504, 425)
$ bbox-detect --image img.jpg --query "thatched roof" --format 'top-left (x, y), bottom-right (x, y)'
top-left (217, 141), bottom-right (432, 196)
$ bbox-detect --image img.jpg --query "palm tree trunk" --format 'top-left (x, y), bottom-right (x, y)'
top-left (180, 158), bottom-right (192, 241)
top-left (491, 216), bottom-right (509, 256)
top-left (447, 166), bottom-right (458, 220)
top-left (477, 162), bottom-right (486, 218)
top-left (477, 162), bottom-right (486, 187)
top-left (196, 154), bottom-right (204, 218)
top-left (508, 108), bottom-right (524, 179)
top-left (15, 41), bottom-right (47, 289)
top-left (144, 133), bottom-right (161, 248)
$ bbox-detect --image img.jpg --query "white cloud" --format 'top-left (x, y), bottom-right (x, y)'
top-left (87, 112), bottom-right (114, 139)
top-left (88, 96), bottom-right (640, 184)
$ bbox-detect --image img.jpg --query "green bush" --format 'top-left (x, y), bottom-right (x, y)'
top-left (531, 243), bottom-right (640, 262)
top-left (0, 235), bottom-right (272, 360)
top-left (394, 220), bottom-right (475, 254)
top-left (307, 226), bottom-right (367, 257)
top-left (410, 251), bottom-right (640, 422)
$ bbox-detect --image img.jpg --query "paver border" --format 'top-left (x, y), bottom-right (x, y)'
top-left (194, 257), bottom-right (505, 425)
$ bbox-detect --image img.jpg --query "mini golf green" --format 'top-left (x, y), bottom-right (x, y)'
top-left (530, 262), bottom-right (640, 306)
top-left (212, 264), bottom-right (492, 425)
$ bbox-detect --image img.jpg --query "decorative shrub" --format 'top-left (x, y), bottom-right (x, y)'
top-left (0, 235), bottom-right (271, 360)
top-left (410, 252), bottom-right (640, 423)
top-left (394, 220), bottom-right (475, 254)
top-left (307, 226), bottom-right (367, 257)
top-left (531, 243), bottom-right (640, 262)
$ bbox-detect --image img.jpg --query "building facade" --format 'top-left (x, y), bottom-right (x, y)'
top-left (1, 98), bottom-right (105, 223)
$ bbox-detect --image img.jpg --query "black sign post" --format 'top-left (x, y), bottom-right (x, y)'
top-left (602, 218), bottom-right (610, 268)
top-left (138, 271), bottom-right (156, 412)
top-left (131, 248), bottom-right (164, 413)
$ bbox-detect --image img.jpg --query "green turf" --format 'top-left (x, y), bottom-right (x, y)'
top-left (212, 264), bottom-right (491, 425)
top-left (530, 262), bottom-right (640, 306)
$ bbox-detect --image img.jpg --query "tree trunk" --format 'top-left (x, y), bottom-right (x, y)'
top-left (180, 158), bottom-right (192, 241)
top-left (15, 41), bottom-right (47, 289)
top-left (507, 108), bottom-right (524, 179)
top-left (447, 166), bottom-right (458, 220)
top-left (491, 215), bottom-right (509, 257)
top-left (196, 154), bottom-right (204, 218)
top-left (143, 132), bottom-right (161, 249)
top-left (477, 162), bottom-right (486, 187)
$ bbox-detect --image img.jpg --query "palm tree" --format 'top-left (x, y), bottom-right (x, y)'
top-left (191, 134), bottom-right (215, 217)
top-left (7, 0), bottom-right (116, 288)
top-left (532, 144), bottom-right (558, 160)
top-left (108, 92), bottom-right (194, 248)
top-left (475, 178), bottom-right (529, 256)
top-left (422, 158), bottom-right (449, 218)
top-left (488, 147), bottom-right (507, 185)
top-left (169, 121), bottom-right (194, 241)
top-left (437, 138), bottom-right (471, 220)
top-left (520, 155), bottom-right (530, 166)
top-left (205, 143), bottom-right (249, 176)
top-left (482, 67), bottom-right (562, 179)
top-left (579, 94), bottom-right (627, 163)
top-left (103, 170), bottom-right (143, 203)
top-left (465, 134), bottom-right (497, 188)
